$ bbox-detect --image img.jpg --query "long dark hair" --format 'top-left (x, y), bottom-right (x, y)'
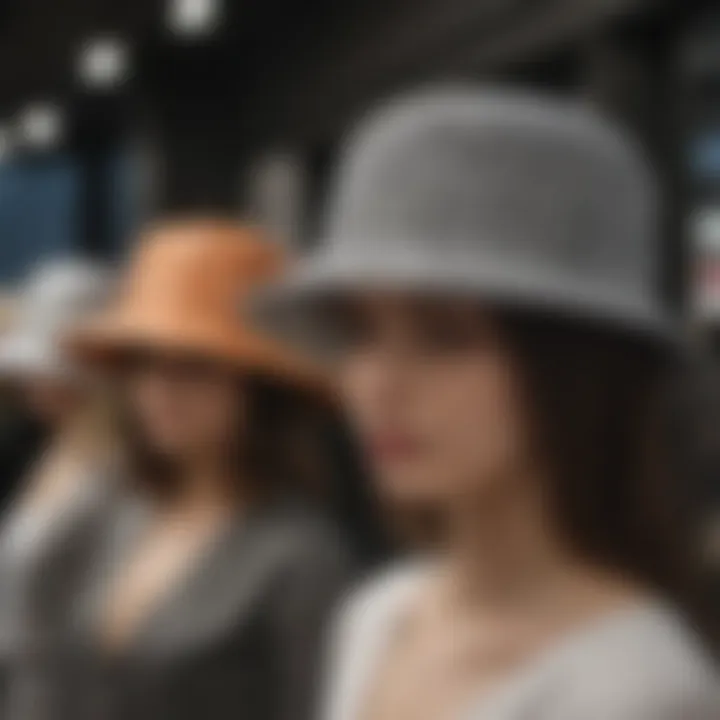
top-left (499, 312), bottom-right (713, 639)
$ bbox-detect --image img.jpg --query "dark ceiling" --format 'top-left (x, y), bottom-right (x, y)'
top-left (0, 0), bottom-right (343, 113)
top-left (0, 0), bottom-right (711, 145)
top-left (0, 0), bottom-right (157, 110)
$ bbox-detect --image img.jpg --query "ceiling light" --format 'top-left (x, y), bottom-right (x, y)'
top-left (77, 36), bottom-right (132, 91)
top-left (165, 0), bottom-right (224, 39)
top-left (17, 103), bottom-right (64, 149)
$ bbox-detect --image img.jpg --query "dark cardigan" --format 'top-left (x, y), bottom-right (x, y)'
top-left (3, 493), bottom-right (353, 720)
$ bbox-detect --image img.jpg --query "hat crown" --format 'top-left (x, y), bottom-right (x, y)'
top-left (323, 87), bottom-right (658, 304)
top-left (119, 221), bottom-right (284, 326)
top-left (68, 221), bottom-right (325, 392)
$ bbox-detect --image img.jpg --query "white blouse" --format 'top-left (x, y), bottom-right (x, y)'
top-left (322, 562), bottom-right (720, 720)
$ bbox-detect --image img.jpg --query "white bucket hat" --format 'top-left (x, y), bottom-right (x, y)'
top-left (255, 86), bottom-right (676, 350)
top-left (0, 257), bottom-right (113, 381)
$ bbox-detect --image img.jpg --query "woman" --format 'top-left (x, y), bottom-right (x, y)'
top-left (257, 88), bottom-right (720, 719)
top-left (12, 220), bottom-right (351, 720)
top-left (0, 258), bottom-right (116, 674)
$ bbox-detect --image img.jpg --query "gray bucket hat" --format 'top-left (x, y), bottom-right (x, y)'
top-left (255, 86), bottom-right (675, 349)
top-left (0, 257), bottom-right (113, 381)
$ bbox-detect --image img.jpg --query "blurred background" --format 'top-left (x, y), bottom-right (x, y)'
top-left (0, 0), bottom-right (709, 268)
top-left (0, 0), bottom-right (718, 559)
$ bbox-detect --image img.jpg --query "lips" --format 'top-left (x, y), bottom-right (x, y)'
top-left (366, 433), bottom-right (423, 462)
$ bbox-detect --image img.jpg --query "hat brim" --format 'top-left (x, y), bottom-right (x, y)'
top-left (253, 246), bottom-right (680, 353)
top-left (66, 315), bottom-right (330, 398)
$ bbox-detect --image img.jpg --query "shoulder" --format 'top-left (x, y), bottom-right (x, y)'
top-left (260, 500), bottom-right (354, 572)
top-left (7, 468), bottom-right (117, 573)
top-left (320, 560), bottom-right (428, 720)
top-left (253, 501), bottom-right (357, 614)
top-left (329, 558), bottom-right (428, 662)
top-left (560, 603), bottom-right (719, 719)
top-left (340, 558), bottom-right (426, 619)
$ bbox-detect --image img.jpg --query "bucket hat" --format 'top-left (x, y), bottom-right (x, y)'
top-left (255, 86), bottom-right (675, 349)
top-left (68, 219), bottom-right (326, 392)
top-left (0, 258), bottom-right (112, 381)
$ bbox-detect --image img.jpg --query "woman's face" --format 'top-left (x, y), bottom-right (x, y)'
top-left (124, 353), bottom-right (242, 463)
top-left (336, 294), bottom-right (532, 506)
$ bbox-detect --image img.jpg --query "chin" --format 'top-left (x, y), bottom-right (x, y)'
top-left (376, 472), bottom-right (449, 505)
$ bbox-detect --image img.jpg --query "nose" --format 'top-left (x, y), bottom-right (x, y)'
top-left (349, 344), bottom-right (415, 416)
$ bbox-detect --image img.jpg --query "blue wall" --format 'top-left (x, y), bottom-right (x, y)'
top-left (0, 154), bottom-right (80, 283)
top-left (0, 146), bottom-right (139, 284)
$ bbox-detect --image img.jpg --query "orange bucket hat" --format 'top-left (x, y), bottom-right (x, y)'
top-left (68, 219), bottom-right (327, 393)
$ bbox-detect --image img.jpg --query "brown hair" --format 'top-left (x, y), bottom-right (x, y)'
top-left (499, 312), bottom-right (711, 633)
top-left (118, 375), bottom-right (333, 505)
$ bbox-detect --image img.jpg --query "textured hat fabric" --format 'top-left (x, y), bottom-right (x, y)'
top-left (255, 87), bottom-right (674, 349)
top-left (0, 258), bottom-right (112, 381)
top-left (68, 220), bottom-right (327, 393)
